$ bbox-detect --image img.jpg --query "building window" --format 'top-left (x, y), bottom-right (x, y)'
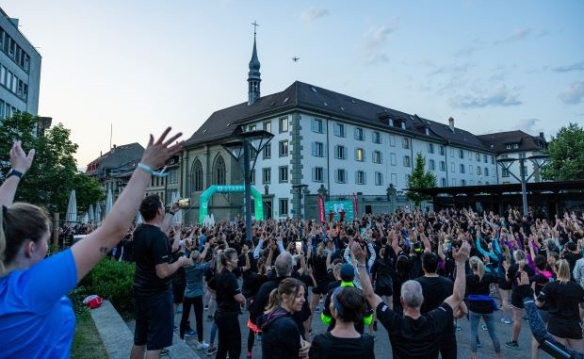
top-left (451, 178), bottom-right (456, 186)
top-left (389, 135), bottom-right (396, 147)
top-left (441, 178), bottom-right (446, 187)
top-left (372, 150), bottom-right (382, 164)
top-left (459, 149), bottom-right (464, 159)
top-left (428, 143), bottom-right (434, 154)
top-left (335, 145), bottom-right (346, 159)
top-left (485, 167), bottom-right (489, 176)
top-left (336, 169), bottom-right (346, 183)
top-left (461, 179), bottom-right (467, 186)
top-left (502, 168), bottom-right (509, 177)
top-left (402, 138), bottom-right (410, 149)
top-left (263, 121), bottom-right (271, 133)
top-left (311, 118), bottom-right (324, 133)
top-left (469, 165), bottom-right (473, 175)
top-left (214, 155), bottom-right (226, 185)
top-left (391, 173), bottom-right (398, 187)
top-left (356, 171), bottom-right (366, 185)
top-left (460, 164), bottom-right (465, 174)
top-left (312, 142), bottom-right (324, 157)
top-left (440, 145), bottom-right (445, 156)
top-left (404, 155), bottom-right (411, 167)
top-left (390, 153), bottom-right (397, 166)
top-left (354, 127), bottom-right (364, 141)
top-left (248, 124), bottom-right (256, 131)
top-left (491, 156), bottom-right (495, 164)
top-left (451, 163), bottom-right (455, 173)
top-left (476, 152), bottom-right (481, 161)
top-left (279, 198), bottom-right (289, 216)
top-left (450, 148), bottom-right (455, 158)
top-left (279, 140), bottom-right (289, 157)
top-left (193, 159), bottom-right (203, 191)
top-left (334, 123), bottom-right (346, 137)
top-left (483, 154), bottom-right (488, 163)
top-left (470, 180), bottom-right (474, 185)
top-left (279, 166), bottom-right (289, 182)
top-left (250, 169), bottom-right (256, 184)
top-left (477, 166), bottom-right (482, 176)
top-left (440, 161), bottom-right (446, 171)
top-left (279, 117), bottom-right (288, 132)
top-left (372, 131), bottom-right (381, 144)
top-left (313, 167), bottom-right (324, 182)
top-left (375, 172), bottom-right (383, 186)
top-left (429, 159), bottom-right (435, 171)
top-left (468, 151), bottom-right (473, 160)
top-left (263, 143), bottom-right (272, 159)
top-left (262, 168), bottom-right (271, 184)
top-left (356, 148), bottom-right (365, 162)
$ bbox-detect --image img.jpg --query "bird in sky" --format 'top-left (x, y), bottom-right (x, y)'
top-left (292, 57), bottom-right (300, 62)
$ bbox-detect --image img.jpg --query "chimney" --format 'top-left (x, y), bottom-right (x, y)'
top-left (448, 117), bottom-right (455, 133)
top-left (539, 132), bottom-right (545, 140)
top-left (111, 144), bottom-right (116, 154)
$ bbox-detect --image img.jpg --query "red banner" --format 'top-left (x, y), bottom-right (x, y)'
top-left (318, 195), bottom-right (325, 223)
top-left (353, 193), bottom-right (358, 218)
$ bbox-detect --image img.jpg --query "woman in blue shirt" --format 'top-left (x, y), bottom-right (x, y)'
top-left (0, 129), bottom-right (184, 358)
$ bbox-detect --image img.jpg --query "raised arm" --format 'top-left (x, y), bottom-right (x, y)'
top-left (71, 128), bottom-right (184, 282)
top-left (352, 242), bottom-right (382, 310)
top-left (443, 241), bottom-right (471, 313)
top-left (0, 141), bottom-right (35, 206)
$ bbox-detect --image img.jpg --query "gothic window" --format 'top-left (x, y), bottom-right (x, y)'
top-left (193, 159), bottom-right (203, 191)
top-left (214, 155), bottom-right (226, 185)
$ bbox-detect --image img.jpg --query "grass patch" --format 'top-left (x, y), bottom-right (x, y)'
top-left (71, 311), bottom-right (108, 359)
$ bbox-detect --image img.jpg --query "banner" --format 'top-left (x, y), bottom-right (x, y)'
top-left (318, 195), bottom-right (325, 223)
top-left (324, 200), bottom-right (355, 222)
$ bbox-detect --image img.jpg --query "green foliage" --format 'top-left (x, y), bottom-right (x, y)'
top-left (541, 123), bottom-right (584, 181)
top-left (71, 311), bottom-right (108, 359)
top-left (79, 259), bottom-right (136, 316)
top-left (73, 172), bottom-right (104, 213)
top-left (0, 112), bottom-right (79, 213)
top-left (406, 152), bottom-right (437, 207)
top-left (68, 286), bottom-right (90, 315)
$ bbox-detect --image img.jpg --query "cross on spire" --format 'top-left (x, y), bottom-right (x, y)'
top-left (252, 21), bottom-right (259, 35)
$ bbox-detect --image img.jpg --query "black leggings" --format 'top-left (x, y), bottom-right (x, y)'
top-left (180, 295), bottom-right (204, 342)
top-left (216, 312), bottom-right (241, 359)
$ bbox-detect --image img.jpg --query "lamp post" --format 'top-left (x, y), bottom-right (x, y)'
top-left (496, 154), bottom-right (549, 216)
top-left (222, 129), bottom-right (274, 243)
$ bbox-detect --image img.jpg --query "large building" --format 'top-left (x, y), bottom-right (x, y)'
top-left (177, 33), bottom-right (519, 223)
top-left (0, 8), bottom-right (41, 119)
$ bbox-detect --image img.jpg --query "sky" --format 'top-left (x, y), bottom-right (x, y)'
top-left (2, 0), bottom-right (583, 170)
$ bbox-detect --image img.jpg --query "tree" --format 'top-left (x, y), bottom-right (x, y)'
top-left (0, 112), bottom-right (79, 213)
top-left (73, 172), bottom-right (104, 213)
top-left (406, 152), bottom-right (437, 207)
top-left (541, 123), bottom-right (584, 181)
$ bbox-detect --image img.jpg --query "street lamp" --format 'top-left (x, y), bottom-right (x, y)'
top-left (497, 154), bottom-right (549, 216)
top-left (222, 129), bottom-right (274, 243)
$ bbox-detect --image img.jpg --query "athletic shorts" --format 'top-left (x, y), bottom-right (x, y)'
top-left (498, 277), bottom-right (512, 291)
top-left (548, 317), bottom-right (583, 340)
top-left (134, 291), bottom-right (174, 350)
top-left (312, 282), bottom-right (330, 295)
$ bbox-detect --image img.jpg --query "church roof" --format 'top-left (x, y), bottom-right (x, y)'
top-left (185, 81), bottom-right (492, 152)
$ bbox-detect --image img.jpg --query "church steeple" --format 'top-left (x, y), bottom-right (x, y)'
top-left (248, 21), bottom-right (261, 106)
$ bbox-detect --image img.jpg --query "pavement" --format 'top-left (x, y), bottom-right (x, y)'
top-left (171, 298), bottom-right (554, 359)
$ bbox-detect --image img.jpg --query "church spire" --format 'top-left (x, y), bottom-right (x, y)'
top-left (248, 21), bottom-right (261, 106)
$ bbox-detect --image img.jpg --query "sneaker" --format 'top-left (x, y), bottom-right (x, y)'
top-left (205, 305), bottom-right (209, 311)
top-left (185, 329), bottom-right (197, 337)
top-left (476, 339), bottom-right (482, 348)
top-left (481, 324), bottom-right (488, 331)
top-left (173, 324), bottom-right (178, 332)
top-left (196, 341), bottom-right (210, 350)
top-left (505, 341), bottom-right (519, 349)
top-left (206, 346), bottom-right (217, 355)
top-left (501, 317), bottom-right (512, 324)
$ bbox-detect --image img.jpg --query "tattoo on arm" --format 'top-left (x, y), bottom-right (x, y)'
top-left (100, 246), bottom-right (109, 254)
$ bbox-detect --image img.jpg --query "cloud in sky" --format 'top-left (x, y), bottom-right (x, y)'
top-left (514, 118), bottom-right (541, 134)
top-left (449, 85), bottom-right (522, 108)
top-left (493, 27), bottom-right (547, 45)
top-left (360, 18), bottom-right (398, 65)
top-left (301, 7), bottom-right (329, 24)
top-left (553, 61), bottom-right (584, 73)
top-left (559, 82), bottom-right (584, 104)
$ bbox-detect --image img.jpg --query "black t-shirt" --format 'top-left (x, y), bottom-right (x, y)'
top-left (466, 273), bottom-right (497, 313)
top-left (540, 280), bottom-right (584, 321)
top-left (309, 332), bottom-right (375, 359)
top-left (310, 255), bottom-right (329, 283)
top-left (132, 224), bottom-right (173, 296)
top-left (215, 268), bottom-right (242, 314)
top-left (376, 301), bottom-right (454, 359)
top-left (415, 275), bottom-right (453, 314)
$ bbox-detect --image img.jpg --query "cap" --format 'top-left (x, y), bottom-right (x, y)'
top-left (340, 263), bottom-right (355, 281)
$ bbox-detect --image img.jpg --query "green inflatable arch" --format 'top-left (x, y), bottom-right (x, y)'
top-left (198, 185), bottom-right (264, 224)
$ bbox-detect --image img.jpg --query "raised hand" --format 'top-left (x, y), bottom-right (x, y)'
top-left (10, 140), bottom-right (35, 174)
top-left (452, 240), bottom-right (471, 263)
top-left (141, 127), bottom-right (183, 170)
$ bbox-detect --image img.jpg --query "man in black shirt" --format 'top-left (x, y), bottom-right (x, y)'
top-left (416, 252), bottom-right (456, 358)
top-left (353, 240), bottom-right (471, 359)
top-left (130, 195), bottom-right (189, 359)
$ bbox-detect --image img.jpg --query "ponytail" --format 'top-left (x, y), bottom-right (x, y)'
top-left (469, 256), bottom-right (485, 281)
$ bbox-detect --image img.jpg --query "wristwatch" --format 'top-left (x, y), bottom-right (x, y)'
top-left (6, 169), bottom-right (23, 179)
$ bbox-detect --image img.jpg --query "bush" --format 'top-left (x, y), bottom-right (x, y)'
top-left (78, 259), bottom-right (136, 316)
top-left (68, 286), bottom-right (89, 315)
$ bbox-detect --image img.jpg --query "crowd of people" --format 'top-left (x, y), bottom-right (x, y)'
top-left (1, 132), bottom-right (584, 358)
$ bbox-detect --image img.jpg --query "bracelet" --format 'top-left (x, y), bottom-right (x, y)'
top-left (168, 211), bottom-right (176, 216)
top-left (357, 262), bottom-right (366, 268)
top-left (6, 169), bottom-right (23, 179)
top-left (137, 163), bottom-right (168, 177)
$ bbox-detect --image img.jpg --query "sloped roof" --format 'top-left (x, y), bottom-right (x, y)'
top-left (477, 130), bottom-right (546, 154)
top-left (85, 143), bottom-right (144, 177)
top-left (185, 81), bottom-right (491, 151)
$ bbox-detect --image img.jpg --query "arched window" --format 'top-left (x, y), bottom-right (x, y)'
top-left (193, 159), bottom-right (203, 191)
top-left (214, 155), bottom-right (226, 185)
